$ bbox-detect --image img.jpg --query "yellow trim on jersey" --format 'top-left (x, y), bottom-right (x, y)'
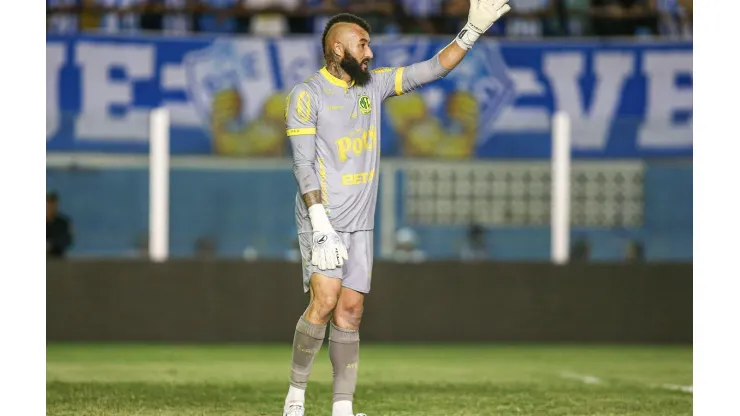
top-left (394, 67), bottom-right (406, 96)
top-left (318, 157), bottom-right (329, 206)
top-left (286, 127), bottom-right (317, 136)
top-left (372, 67), bottom-right (394, 74)
top-left (320, 67), bottom-right (354, 90)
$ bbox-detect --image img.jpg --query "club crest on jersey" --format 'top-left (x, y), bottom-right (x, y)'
top-left (358, 94), bottom-right (372, 115)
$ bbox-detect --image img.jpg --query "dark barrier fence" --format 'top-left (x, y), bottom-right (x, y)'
top-left (47, 260), bottom-right (692, 343)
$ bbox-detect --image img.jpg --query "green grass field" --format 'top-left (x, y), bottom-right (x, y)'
top-left (47, 344), bottom-right (692, 416)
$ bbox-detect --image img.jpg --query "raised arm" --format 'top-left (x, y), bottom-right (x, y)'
top-left (379, 0), bottom-right (511, 99)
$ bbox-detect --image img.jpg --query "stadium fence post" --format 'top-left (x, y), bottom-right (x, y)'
top-left (149, 107), bottom-right (170, 262)
top-left (551, 111), bottom-right (571, 264)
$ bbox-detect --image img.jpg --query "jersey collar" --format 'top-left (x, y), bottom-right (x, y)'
top-left (320, 67), bottom-right (354, 91)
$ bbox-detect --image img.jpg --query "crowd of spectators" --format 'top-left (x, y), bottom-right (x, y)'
top-left (47, 0), bottom-right (692, 38)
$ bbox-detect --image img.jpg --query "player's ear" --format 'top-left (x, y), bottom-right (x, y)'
top-left (333, 42), bottom-right (344, 58)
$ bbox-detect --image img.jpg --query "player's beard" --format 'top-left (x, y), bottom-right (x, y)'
top-left (340, 53), bottom-right (371, 87)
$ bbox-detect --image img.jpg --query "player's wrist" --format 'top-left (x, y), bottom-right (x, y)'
top-left (455, 21), bottom-right (483, 50)
top-left (308, 204), bottom-right (333, 233)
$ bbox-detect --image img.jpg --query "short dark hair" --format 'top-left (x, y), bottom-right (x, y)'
top-left (47, 191), bottom-right (59, 203)
top-left (321, 13), bottom-right (371, 59)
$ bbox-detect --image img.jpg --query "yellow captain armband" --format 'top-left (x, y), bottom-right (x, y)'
top-left (394, 67), bottom-right (405, 96)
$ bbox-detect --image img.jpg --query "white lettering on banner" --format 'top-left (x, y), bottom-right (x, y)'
top-left (75, 42), bottom-right (154, 141)
top-left (638, 52), bottom-right (693, 148)
top-left (46, 44), bottom-right (65, 140)
top-left (160, 64), bottom-right (201, 127)
top-left (185, 39), bottom-right (275, 126)
top-left (184, 42), bottom-right (242, 126)
top-left (229, 39), bottom-right (277, 120)
top-left (545, 52), bottom-right (634, 149)
top-left (275, 39), bottom-right (321, 90)
top-left (493, 68), bottom-right (550, 132)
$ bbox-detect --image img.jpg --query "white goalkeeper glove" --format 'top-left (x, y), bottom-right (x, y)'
top-left (455, 0), bottom-right (512, 50)
top-left (308, 204), bottom-right (349, 271)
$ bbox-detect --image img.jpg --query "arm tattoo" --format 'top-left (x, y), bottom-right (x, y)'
top-left (302, 190), bottom-right (322, 208)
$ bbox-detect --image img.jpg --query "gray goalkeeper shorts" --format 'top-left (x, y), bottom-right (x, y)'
top-left (298, 230), bottom-right (374, 294)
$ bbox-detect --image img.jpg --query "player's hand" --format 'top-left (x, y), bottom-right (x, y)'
top-left (310, 229), bottom-right (348, 270)
top-left (456, 0), bottom-right (511, 50)
top-left (467, 0), bottom-right (511, 34)
top-left (307, 204), bottom-right (349, 270)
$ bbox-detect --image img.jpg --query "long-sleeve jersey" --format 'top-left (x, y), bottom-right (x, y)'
top-left (286, 54), bottom-right (451, 234)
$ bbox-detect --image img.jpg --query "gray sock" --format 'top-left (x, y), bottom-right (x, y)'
top-left (289, 316), bottom-right (327, 390)
top-left (329, 322), bottom-right (360, 403)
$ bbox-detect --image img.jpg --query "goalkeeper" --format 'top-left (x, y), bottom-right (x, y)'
top-left (282, 2), bottom-right (511, 416)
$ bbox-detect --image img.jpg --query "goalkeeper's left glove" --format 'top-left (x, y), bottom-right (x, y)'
top-left (455, 0), bottom-right (512, 50)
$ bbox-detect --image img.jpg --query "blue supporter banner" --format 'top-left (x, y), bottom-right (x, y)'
top-left (47, 34), bottom-right (692, 158)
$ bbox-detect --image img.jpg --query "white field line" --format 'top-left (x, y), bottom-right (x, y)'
top-left (657, 383), bottom-right (693, 393)
top-left (560, 372), bottom-right (602, 384)
top-left (561, 371), bottom-right (692, 394)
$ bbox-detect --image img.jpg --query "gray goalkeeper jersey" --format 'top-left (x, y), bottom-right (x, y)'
top-left (286, 59), bottom-right (450, 233)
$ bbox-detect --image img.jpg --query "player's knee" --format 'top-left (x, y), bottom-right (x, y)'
top-left (334, 301), bottom-right (364, 329)
top-left (311, 294), bottom-right (339, 320)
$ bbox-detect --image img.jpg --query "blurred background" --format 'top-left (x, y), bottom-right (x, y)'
top-left (46, 3), bottom-right (692, 414)
top-left (46, 0), bottom-right (692, 263)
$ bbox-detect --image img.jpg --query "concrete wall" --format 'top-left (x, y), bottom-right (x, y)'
top-left (47, 260), bottom-right (692, 343)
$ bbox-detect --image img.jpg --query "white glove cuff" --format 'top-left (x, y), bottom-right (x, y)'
top-left (455, 21), bottom-right (483, 50)
top-left (308, 204), bottom-right (332, 232)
